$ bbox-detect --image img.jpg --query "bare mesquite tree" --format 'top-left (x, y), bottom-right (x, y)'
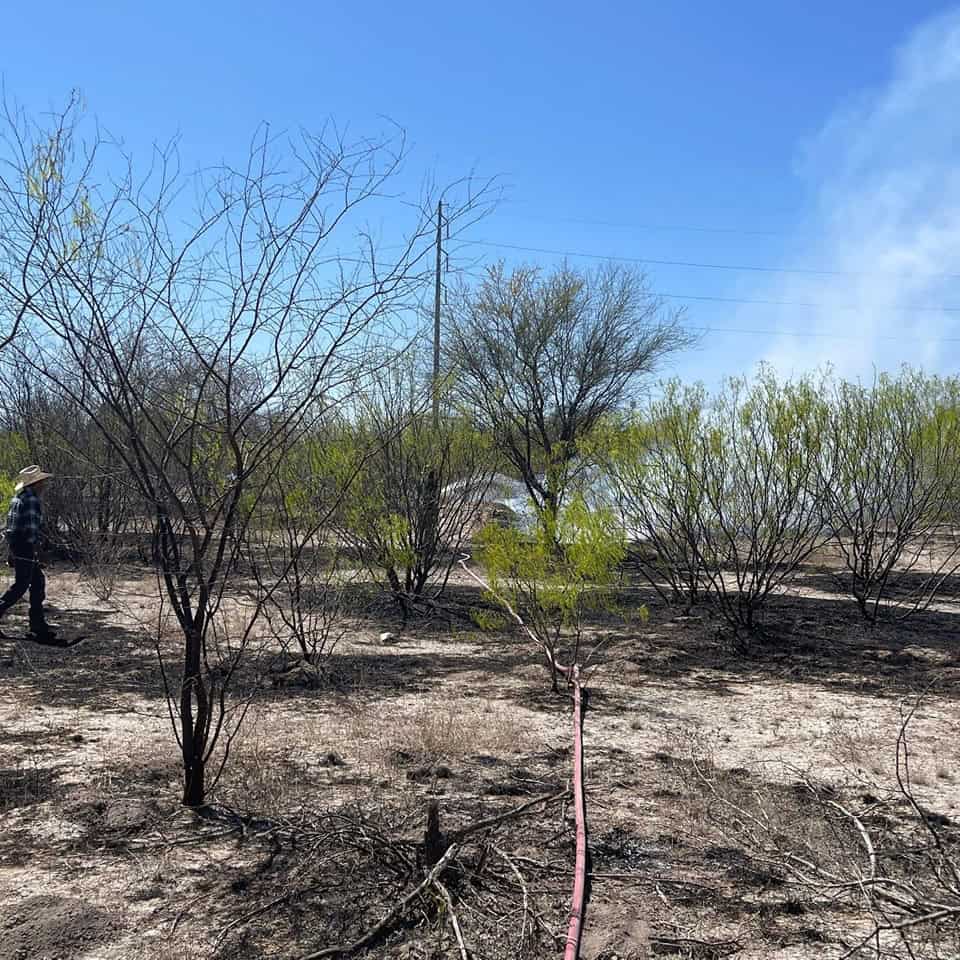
top-left (245, 431), bottom-right (361, 684)
top-left (821, 370), bottom-right (960, 622)
top-left (329, 353), bottom-right (494, 614)
top-left (0, 95), bottom-right (493, 806)
top-left (445, 262), bottom-right (694, 538)
top-left (253, 525), bottom-right (353, 688)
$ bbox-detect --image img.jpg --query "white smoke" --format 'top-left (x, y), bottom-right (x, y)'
top-left (757, 9), bottom-right (960, 380)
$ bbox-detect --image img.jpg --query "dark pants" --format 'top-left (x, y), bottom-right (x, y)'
top-left (0, 555), bottom-right (46, 628)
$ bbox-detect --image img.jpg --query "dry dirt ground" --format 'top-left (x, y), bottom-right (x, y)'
top-left (0, 561), bottom-right (957, 959)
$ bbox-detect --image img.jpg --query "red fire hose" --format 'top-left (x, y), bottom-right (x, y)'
top-left (563, 663), bottom-right (587, 959)
top-left (458, 557), bottom-right (590, 959)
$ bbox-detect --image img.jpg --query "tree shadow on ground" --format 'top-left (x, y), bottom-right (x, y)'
top-left (372, 577), bottom-right (960, 715)
top-left (0, 604), bottom-right (162, 711)
top-left (240, 577), bottom-right (960, 718)
top-left (256, 642), bottom-right (544, 702)
top-left (601, 584), bottom-right (960, 705)
top-left (5, 567), bottom-right (959, 719)
top-left (792, 562), bottom-right (960, 606)
top-left (0, 581), bottom-right (547, 716)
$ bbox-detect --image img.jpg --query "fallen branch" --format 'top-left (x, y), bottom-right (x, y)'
top-left (826, 798), bottom-right (876, 881)
top-left (434, 877), bottom-right (469, 960)
top-left (300, 844), bottom-right (459, 960)
top-left (448, 789), bottom-right (568, 843)
top-left (651, 934), bottom-right (740, 957)
top-left (496, 847), bottom-right (530, 951)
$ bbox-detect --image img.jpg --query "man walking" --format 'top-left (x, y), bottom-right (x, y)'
top-left (0, 465), bottom-right (58, 644)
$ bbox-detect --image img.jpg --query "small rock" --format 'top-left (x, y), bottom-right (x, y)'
top-left (434, 765), bottom-right (454, 779)
top-left (317, 751), bottom-right (346, 768)
top-left (127, 882), bottom-right (165, 902)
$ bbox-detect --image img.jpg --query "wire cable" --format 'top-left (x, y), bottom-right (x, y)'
top-left (463, 238), bottom-right (960, 284)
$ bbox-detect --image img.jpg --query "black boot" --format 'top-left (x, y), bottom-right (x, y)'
top-left (28, 621), bottom-right (61, 645)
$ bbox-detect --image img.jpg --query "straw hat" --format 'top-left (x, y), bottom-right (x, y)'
top-left (14, 465), bottom-right (53, 493)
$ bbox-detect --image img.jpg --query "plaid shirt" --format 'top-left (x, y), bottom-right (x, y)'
top-left (6, 486), bottom-right (42, 552)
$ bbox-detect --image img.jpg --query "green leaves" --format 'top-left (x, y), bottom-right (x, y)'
top-left (605, 365), bottom-right (960, 629)
top-left (823, 367), bottom-right (960, 619)
top-left (556, 496), bottom-right (626, 584)
top-left (605, 369), bottom-right (834, 630)
top-left (476, 495), bottom-right (631, 678)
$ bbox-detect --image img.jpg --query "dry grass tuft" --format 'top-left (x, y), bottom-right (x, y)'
top-left (824, 716), bottom-right (889, 780)
top-left (211, 697), bottom-right (529, 812)
top-left (346, 699), bottom-right (528, 768)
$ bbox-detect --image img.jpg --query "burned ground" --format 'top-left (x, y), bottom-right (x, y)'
top-left (0, 563), bottom-right (956, 958)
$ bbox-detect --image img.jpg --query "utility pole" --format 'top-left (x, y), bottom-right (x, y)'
top-left (432, 199), bottom-right (442, 430)
top-left (423, 200), bottom-right (444, 571)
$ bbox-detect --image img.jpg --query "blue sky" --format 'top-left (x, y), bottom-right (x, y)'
top-left (3, 1), bottom-right (959, 386)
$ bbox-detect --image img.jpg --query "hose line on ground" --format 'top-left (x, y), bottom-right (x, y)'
top-left (457, 555), bottom-right (590, 959)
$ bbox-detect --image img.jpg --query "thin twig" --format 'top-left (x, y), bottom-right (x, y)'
top-left (827, 798), bottom-right (877, 880)
top-left (213, 887), bottom-right (313, 951)
top-left (896, 697), bottom-right (960, 898)
top-left (434, 877), bottom-right (469, 960)
top-left (127, 826), bottom-right (240, 850)
top-left (838, 907), bottom-right (960, 960)
top-left (171, 890), bottom-right (215, 935)
top-left (448, 790), bottom-right (568, 843)
top-left (495, 847), bottom-right (529, 950)
top-left (300, 843), bottom-right (459, 960)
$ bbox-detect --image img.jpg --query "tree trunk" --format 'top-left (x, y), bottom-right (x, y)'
top-left (423, 800), bottom-right (447, 866)
top-left (418, 468), bottom-right (441, 596)
top-left (540, 494), bottom-right (565, 558)
top-left (386, 567), bottom-right (410, 624)
top-left (182, 754), bottom-right (205, 807)
top-left (180, 625), bottom-right (209, 807)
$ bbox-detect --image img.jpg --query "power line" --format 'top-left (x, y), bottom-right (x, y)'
top-left (462, 238), bottom-right (960, 284)
top-left (452, 241), bottom-right (960, 342)
top-left (658, 291), bottom-right (960, 314)
top-left (449, 268), bottom-right (960, 344)
top-left (457, 241), bottom-right (960, 313)
top-left (694, 324), bottom-right (960, 344)
top-left (498, 209), bottom-right (795, 238)
top-left (328, 236), bottom-right (960, 317)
